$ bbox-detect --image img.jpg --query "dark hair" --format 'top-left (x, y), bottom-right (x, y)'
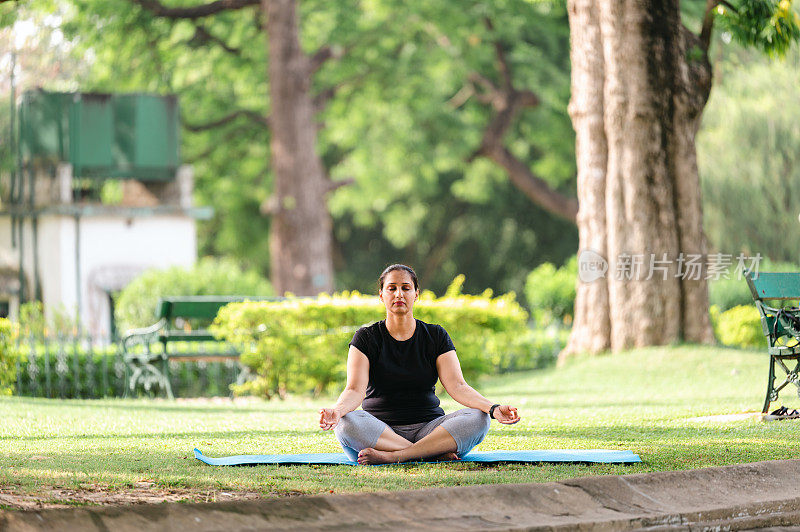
top-left (378, 264), bottom-right (419, 292)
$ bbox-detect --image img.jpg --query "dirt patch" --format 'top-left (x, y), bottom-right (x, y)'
top-left (0, 486), bottom-right (263, 511)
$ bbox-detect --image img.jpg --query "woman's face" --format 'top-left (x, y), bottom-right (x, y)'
top-left (379, 270), bottom-right (418, 316)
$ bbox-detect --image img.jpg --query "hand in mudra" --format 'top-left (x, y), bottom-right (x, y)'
top-left (319, 408), bottom-right (341, 430)
top-left (491, 405), bottom-right (520, 424)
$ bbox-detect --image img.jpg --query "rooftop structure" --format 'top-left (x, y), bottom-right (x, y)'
top-left (1, 90), bottom-right (212, 338)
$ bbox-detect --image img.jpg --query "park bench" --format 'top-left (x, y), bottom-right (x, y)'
top-left (746, 271), bottom-right (800, 414)
top-left (121, 295), bottom-right (281, 399)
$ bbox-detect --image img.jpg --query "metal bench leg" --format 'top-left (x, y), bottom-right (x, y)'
top-left (128, 366), bottom-right (143, 396)
top-left (123, 361), bottom-right (131, 399)
top-left (763, 356), bottom-right (777, 414)
top-left (161, 374), bottom-right (175, 400)
top-left (161, 356), bottom-right (174, 400)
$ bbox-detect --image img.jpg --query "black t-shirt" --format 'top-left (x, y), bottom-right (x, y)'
top-left (349, 319), bottom-right (456, 425)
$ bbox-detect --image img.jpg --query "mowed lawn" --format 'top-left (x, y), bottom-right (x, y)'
top-left (2, 345), bottom-right (800, 505)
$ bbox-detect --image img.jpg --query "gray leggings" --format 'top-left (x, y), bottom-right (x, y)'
top-left (334, 408), bottom-right (490, 462)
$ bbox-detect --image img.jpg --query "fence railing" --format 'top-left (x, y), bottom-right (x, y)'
top-left (13, 334), bottom-right (243, 399)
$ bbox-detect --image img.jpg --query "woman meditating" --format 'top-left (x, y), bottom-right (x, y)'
top-left (319, 264), bottom-right (520, 465)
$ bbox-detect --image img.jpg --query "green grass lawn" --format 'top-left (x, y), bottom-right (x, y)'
top-left (2, 344), bottom-right (800, 506)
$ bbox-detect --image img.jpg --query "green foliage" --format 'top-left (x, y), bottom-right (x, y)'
top-left (524, 255), bottom-right (577, 326)
top-left (699, 46), bottom-right (800, 264)
top-left (328, 0), bottom-right (577, 295)
top-left (708, 277), bottom-right (753, 311)
top-left (717, 0), bottom-right (800, 57)
top-left (115, 258), bottom-right (273, 333)
top-left (11, 331), bottom-right (245, 398)
top-left (213, 279), bottom-right (546, 399)
top-left (100, 180), bottom-right (123, 205)
top-left (14, 343), bottom-right (237, 399)
top-left (0, 318), bottom-right (17, 396)
top-left (712, 304), bottom-right (764, 348)
top-left (15, 345), bottom-right (119, 399)
top-left (5, 345), bottom-right (800, 499)
top-left (62, 0), bottom-right (273, 272)
top-left (59, 0), bottom-right (577, 296)
top-left (16, 301), bottom-right (79, 338)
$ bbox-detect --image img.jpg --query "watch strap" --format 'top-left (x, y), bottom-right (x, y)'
top-left (489, 404), bottom-right (500, 420)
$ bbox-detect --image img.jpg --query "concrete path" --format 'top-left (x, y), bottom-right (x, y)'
top-left (4, 459), bottom-right (800, 531)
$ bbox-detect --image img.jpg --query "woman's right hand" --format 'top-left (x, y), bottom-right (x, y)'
top-left (319, 408), bottom-right (342, 430)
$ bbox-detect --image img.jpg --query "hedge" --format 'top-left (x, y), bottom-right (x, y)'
top-left (115, 257), bottom-right (273, 333)
top-left (212, 276), bottom-right (552, 398)
top-left (711, 304), bottom-right (764, 348)
top-left (0, 318), bottom-right (16, 395)
top-left (524, 256), bottom-right (577, 326)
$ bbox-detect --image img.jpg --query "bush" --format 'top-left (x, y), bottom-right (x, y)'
top-left (16, 302), bottom-right (79, 338)
top-left (708, 278), bottom-right (753, 312)
top-left (712, 304), bottom-right (763, 348)
top-left (13, 338), bottom-right (242, 398)
top-left (524, 256), bottom-right (577, 326)
top-left (0, 318), bottom-right (17, 395)
top-left (213, 276), bottom-right (549, 399)
top-left (15, 343), bottom-right (121, 398)
top-left (115, 257), bottom-right (274, 333)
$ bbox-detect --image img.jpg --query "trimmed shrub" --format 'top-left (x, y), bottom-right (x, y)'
top-left (213, 276), bottom-right (549, 399)
top-left (7, 301), bottom-right (248, 398)
top-left (713, 304), bottom-right (763, 348)
top-left (13, 339), bottom-right (241, 399)
top-left (115, 257), bottom-right (273, 333)
top-left (524, 256), bottom-right (577, 326)
top-left (0, 318), bottom-right (17, 395)
top-left (15, 344), bottom-right (121, 398)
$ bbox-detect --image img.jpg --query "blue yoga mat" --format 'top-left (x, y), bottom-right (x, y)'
top-left (193, 448), bottom-right (641, 466)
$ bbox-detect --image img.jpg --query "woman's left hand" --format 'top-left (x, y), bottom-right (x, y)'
top-left (491, 405), bottom-right (520, 424)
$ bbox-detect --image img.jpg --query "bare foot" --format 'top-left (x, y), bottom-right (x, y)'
top-left (357, 448), bottom-right (399, 465)
top-left (431, 452), bottom-right (460, 462)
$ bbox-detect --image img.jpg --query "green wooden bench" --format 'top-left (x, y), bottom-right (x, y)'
top-left (121, 295), bottom-right (282, 399)
top-left (746, 271), bottom-right (800, 413)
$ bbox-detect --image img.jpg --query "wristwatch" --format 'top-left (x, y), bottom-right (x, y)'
top-left (489, 404), bottom-right (500, 420)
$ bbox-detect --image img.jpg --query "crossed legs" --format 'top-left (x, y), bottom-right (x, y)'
top-left (334, 409), bottom-right (489, 465)
top-left (358, 426), bottom-right (459, 464)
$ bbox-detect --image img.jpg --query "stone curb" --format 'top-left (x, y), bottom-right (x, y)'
top-left (4, 459), bottom-right (800, 531)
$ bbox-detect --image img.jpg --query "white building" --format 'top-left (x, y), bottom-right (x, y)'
top-left (0, 91), bottom-right (210, 338)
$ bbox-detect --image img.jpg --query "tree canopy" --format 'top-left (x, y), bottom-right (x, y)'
top-left (5, 0), bottom-right (798, 304)
top-left (46, 0), bottom-right (578, 295)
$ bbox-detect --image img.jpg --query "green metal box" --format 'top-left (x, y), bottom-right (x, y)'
top-left (18, 91), bottom-right (72, 162)
top-left (70, 93), bottom-right (115, 175)
top-left (113, 94), bottom-right (180, 180)
top-left (18, 90), bottom-right (180, 180)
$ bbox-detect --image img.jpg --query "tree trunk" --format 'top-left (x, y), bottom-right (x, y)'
top-left (672, 27), bottom-right (715, 344)
top-left (565, 0), bottom-right (611, 354)
top-left (562, 0), bottom-right (714, 359)
top-left (265, 0), bottom-right (335, 295)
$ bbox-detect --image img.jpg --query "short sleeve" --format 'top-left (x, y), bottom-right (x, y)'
top-left (436, 325), bottom-right (456, 356)
top-left (349, 326), bottom-right (375, 360)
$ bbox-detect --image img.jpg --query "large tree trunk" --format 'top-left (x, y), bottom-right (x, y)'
top-left (562, 0), bottom-right (714, 358)
top-left (673, 27), bottom-right (715, 344)
top-left (565, 0), bottom-right (610, 354)
top-left (265, 0), bottom-right (335, 295)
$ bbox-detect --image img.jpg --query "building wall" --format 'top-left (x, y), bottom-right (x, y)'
top-left (0, 213), bottom-right (197, 338)
top-left (0, 218), bottom-right (21, 319)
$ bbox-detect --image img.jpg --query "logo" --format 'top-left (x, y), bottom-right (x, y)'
top-left (578, 249), bottom-right (608, 283)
